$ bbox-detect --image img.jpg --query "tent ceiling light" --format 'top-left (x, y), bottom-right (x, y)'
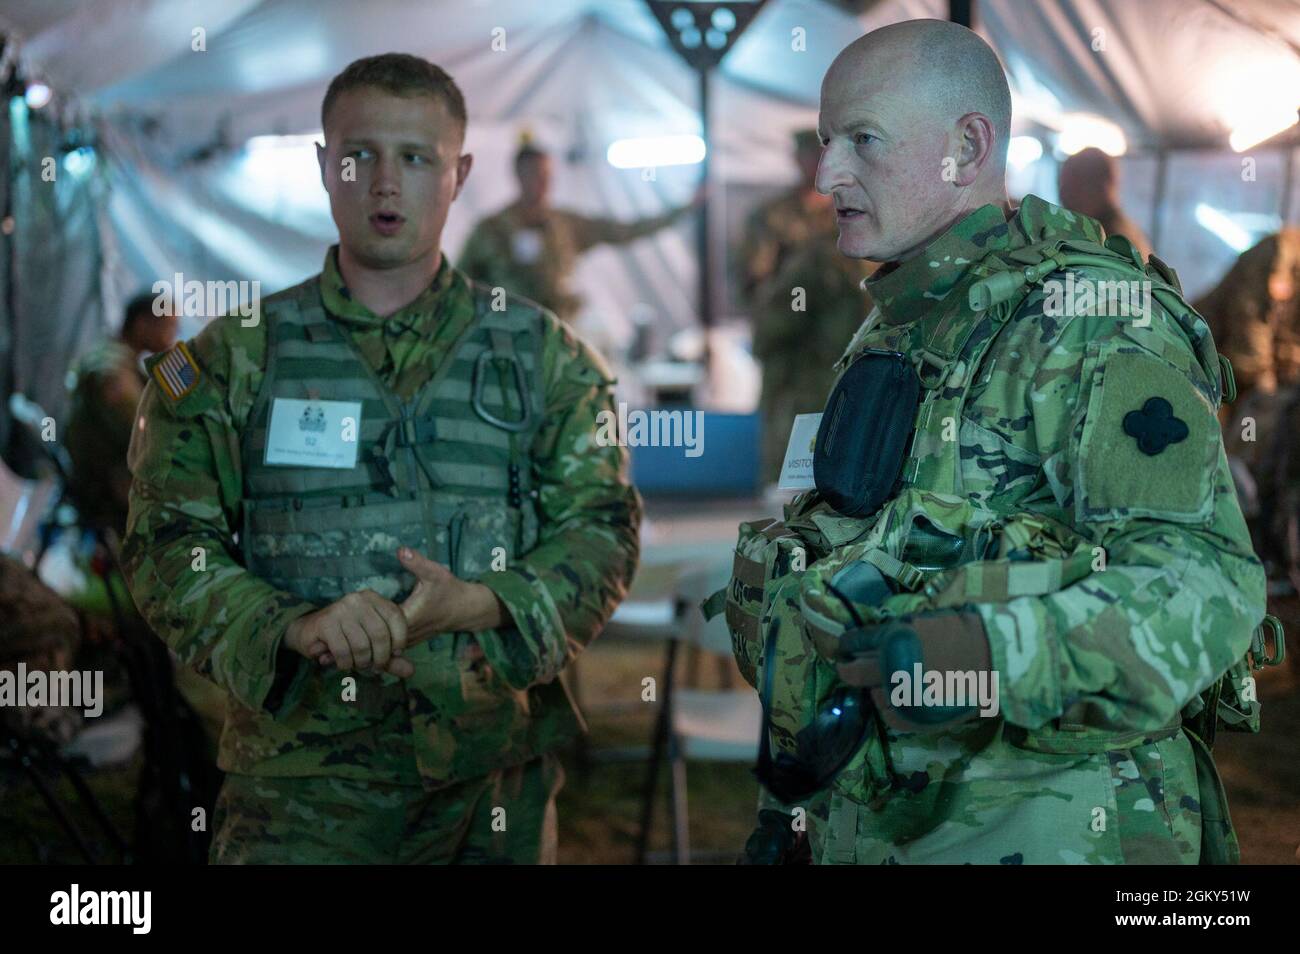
top-left (607, 134), bottom-right (706, 169)
top-left (24, 83), bottom-right (52, 109)
top-left (1007, 135), bottom-right (1043, 170)
top-left (647, 1), bottom-right (767, 70)
top-left (1228, 106), bottom-right (1299, 152)
top-left (1057, 113), bottom-right (1127, 157)
top-left (712, 8), bottom-right (737, 30)
top-left (1194, 203), bottom-right (1253, 253)
top-left (246, 132), bottom-right (323, 152)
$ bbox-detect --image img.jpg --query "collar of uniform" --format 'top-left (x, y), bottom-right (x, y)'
top-left (863, 203), bottom-right (1009, 326)
top-left (318, 245), bottom-right (457, 328)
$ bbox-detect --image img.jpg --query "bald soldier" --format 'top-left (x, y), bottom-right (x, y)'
top-left (742, 131), bottom-right (875, 481)
top-left (458, 142), bottom-right (696, 325)
top-left (124, 54), bottom-right (640, 864)
top-left (724, 20), bottom-right (1265, 865)
top-left (1057, 147), bottom-right (1153, 262)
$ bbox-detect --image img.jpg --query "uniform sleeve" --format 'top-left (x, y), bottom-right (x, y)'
top-left (474, 316), bottom-right (642, 689)
top-left (122, 324), bottom-right (318, 715)
top-left (739, 207), bottom-right (781, 307)
top-left (457, 222), bottom-right (500, 287)
top-left (568, 205), bottom-right (691, 253)
top-left (976, 278), bottom-right (1267, 733)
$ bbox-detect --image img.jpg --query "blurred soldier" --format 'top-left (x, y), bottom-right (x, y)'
top-left (717, 20), bottom-right (1266, 865)
top-left (123, 54), bottom-right (640, 864)
top-left (1196, 229), bottom-right (1300, 587)
top-left (458, 140), bottom-right (694, 324)
top-left (65, 293), bottom-right (177, 535)
top-left (1195, 229), bottom-right (1300, 402)
top-left (742, 130), bottom-right (875, 480)
top-left (1057, 146), bottom-right (1153, 261)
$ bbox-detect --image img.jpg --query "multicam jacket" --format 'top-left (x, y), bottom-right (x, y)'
top-left (124, 248), bottom-right (641, 787)
top-left (731, 196), bottom-right (1266, 864)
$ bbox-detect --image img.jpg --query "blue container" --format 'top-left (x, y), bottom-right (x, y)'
top-left (628, 411), bottom-right (760, 496)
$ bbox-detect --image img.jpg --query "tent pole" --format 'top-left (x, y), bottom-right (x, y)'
top-left (1149, 149), bottom-right (1169, 253)
top-left (949, 0), bottom-right (974, 28)
top-left (697, 67), bottom-right (714, 330)
top-left (1281, 146), bottom-right (1296, 226)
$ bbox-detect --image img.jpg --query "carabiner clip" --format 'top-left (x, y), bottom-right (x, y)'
top-left (1251, 615), bottom-right (1286, 669)
top-left (472, 350), bottom-right (533, 433)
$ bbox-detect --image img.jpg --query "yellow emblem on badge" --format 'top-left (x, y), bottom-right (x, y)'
top-left (151, 341), bottom-right (201, 401)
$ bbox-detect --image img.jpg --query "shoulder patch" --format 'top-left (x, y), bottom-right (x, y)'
top-left (1076, 346), bottom-right (1218, 524)
top-left (148, 341), bottom-right (202, 401)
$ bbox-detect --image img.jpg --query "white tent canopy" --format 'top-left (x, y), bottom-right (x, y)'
top-left (3, 0), bottom-right (1299, 335)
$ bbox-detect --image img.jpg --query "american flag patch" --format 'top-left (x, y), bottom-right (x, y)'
top-left (151, 341), bottom-right (201, 400)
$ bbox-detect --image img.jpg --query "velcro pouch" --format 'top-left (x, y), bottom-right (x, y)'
top-left (814, 350), bottom-right (921, 518)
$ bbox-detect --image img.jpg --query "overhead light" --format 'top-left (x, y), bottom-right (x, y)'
top-left (245, 132), bottom-right (323, 152)
top-left (1007, 135), bottom-right (1043, 170)
top-left (1229, 105), bottom-right (1298, 152)
top-left (1057, 113), bottom-right (1127, 157)
top-left (1210, 60), bottom-right (1300, 152)
top-left (63, 146), bottom-right (95, 177)
top-left (1195, 203), bottom-right (1252, 253)
top-left (24, 83), bottom-right (52, 109)
top-left (607, 134), bottom-right (706, 169)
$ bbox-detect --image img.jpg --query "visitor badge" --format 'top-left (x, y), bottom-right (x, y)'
top-left (265, 398), bottom-right (362, 469)
top-left (778, 413), bottom-right (822, 490)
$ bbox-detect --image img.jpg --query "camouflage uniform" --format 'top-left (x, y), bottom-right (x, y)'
top-left (1196, 230), bottom-right (1300, 581)
top-left (1194, 229), bottom-right (1300, 401)
top-left (65, 339), bottom-right (145, 533)
top-left (458, 200), bottom-right (691, 324)
top-left (723, 196), bottom-right (1265, 864)
top-left (123, 248), bottom-right (641, 863)
top-left (1090, 206), bottom-right (1152, 264)
top-left (740, 192), bottom-right (875, 479)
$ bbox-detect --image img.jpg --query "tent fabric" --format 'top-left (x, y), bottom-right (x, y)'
top-left (7, 0), bottom-right (1299, 149)
top-left (1, 0), bottom-right (1298, 374)
top-left (1, 0), bottom-right (1298, 550)
top-left (4, 101), bottom-right (104, 436)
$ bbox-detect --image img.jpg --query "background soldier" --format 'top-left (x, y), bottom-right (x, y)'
top-left (725, 20), bottom-right (1265, 865)
top-left (1057, 146), bottom-right (1153, 261)
top-left (741, 130), bottom-right (875, 481)
top-left (1196, 229), bottom-right (1300, 589)
top-left (124, 54), bottom-right (640, 864)
top-left (458, 140), bottom-right (695, 324)
top-left (65, 293), bottom-right (177, 536)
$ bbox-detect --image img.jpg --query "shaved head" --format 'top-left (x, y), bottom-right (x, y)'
top-left (817, 19), bottom-right (1012, 263)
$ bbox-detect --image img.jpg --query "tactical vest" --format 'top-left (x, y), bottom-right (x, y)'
top-left (712, 234), bottom-right (1284, 858)
top-left (228, 276), bottom-right (578, 785)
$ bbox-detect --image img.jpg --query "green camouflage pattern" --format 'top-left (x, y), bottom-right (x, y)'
top-left (727, 195), bottom-right (1266, 863)
top-left (123, 247), bottom-right (641, 787)
top-left (1194, 228), bottom-right (1300, 400)
top-left (210, 753), bottom-right (563, 863)
top-left (741, 189), bottom-right (876, 479)
top-left (458, 200), bottom-right (690, 324)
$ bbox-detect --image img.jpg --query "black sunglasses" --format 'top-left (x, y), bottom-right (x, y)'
top-left (753, 584), bottom-right (902, 803)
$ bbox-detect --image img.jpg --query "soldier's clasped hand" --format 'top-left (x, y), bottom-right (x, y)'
top-left (283, 590), bottom-right (414, 678)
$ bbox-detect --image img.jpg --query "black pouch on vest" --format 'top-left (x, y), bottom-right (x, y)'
top-left (813, 349), bottom-right (920, 518)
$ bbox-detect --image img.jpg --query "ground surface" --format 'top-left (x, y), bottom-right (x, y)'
top-left (3, 499), bottom-right (1297, 864)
